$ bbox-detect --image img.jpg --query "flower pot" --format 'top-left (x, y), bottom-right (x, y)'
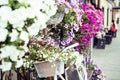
top-left (34, 61), bottom-right (56, 78)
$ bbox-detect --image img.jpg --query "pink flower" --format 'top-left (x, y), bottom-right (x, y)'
top-left (61, 40), bottom-right (66, 46)
top-left (77, 14), bottom-right (82, 22)
top-left (64, 24), bottom-right (69, 28)
top-left (73, 23), bottom-right (79, 32)
top-left (64, 8), bottom-right (69, 14)
top-left (65, 1), bottom-right (72, 9)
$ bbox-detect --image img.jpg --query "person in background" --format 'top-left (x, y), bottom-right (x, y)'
top-left (110, 21), bottom-right (117, 37)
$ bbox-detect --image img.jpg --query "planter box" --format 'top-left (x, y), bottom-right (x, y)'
top-left (104, 35), bottom-right (112, 44)
top-left (34, 61), bottom-right (56, 78)
top-left (34, 61), bottom-right (64, 78)
top-left (96, 38), bottom-right (106, 49)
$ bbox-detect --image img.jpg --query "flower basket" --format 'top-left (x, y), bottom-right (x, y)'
top-left (34, 61), bottom-right (65, 78)
top-left (34, 61), bottom-right (56, 78)
top-left (55, 61), bottom-right (64, 74)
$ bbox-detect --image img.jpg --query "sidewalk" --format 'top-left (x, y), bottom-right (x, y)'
top-left (92, 28), bottom-right (120, 80)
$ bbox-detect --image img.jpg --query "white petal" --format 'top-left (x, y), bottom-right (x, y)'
top-left (0, 46), bottom-right (19, 59)
top-left (10, 29), bottom-right (19, 42)
top-left (10, 55), bottom-right (18, 61)
top-left (19, 31), bottom-right (29, 43)
top-left (0, 61), bottom-right (12, 71)
top-left (0, 0), bottom-right (9, 5)
top-left (0, 19), bottom-right (8, 28)
top-left (18, 51), bottom-right (25, 58)
top-left (27, 23), bottom-right (40, 36)
top-left (0, 28), bottom-right (8, 42)
top-left (15, 59), bottom-right (23, 68)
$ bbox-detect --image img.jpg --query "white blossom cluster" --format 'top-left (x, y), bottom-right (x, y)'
top-left (0, 0), bottom-right (57, 71)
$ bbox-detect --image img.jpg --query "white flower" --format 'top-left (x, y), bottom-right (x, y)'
top-left (10, 54), bottom-right (19, 61)
top-left (10, 49), bottom-right (25, 61)
top-left (10, 29), bottom-right (19, 42)
top-left (8, 7), bottom-right (27, 28)
top-left (26, 7), bottom-right (36, 18)
top-left (0, 46), bottom-right (19, 59)
top-left (0, 19), bottom-right (8, 28)
top-left (15, 59), bottom-right (24, 68)
top-left (0, 46), bottom-right (11, 58)
top-left (27, 22), bottom-right (41, 36)
top-left (18, 50), bottom-right (25, 58)
top-left (0, 6), bottom-right (12, 28)
top-left (0, 0), bottom-right (8, 5)
top-left (26, 0), bottom-right (43, 11)
top-left (0, 28), bottom-right (8, 42)
top-left (36, 11), bottom-right (50, 23)
top-left (19, 31), bottom-right (29, 43)
top-left (19, 31), bottom-right (29, 52)
top-left (13, 21), bottom-right (25, 29)
top-left (19, 31), bottom-right (29, 51)
top-left (17, 0), bottom-right (26, 3)
top-left (23, 44), bottom-right (29, 52)
top-left (42, 0), bottom-right (57, 17)
top-left (0, 61), bottom-right (12, 71)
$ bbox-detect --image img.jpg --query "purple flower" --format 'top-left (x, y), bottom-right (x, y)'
top-left (93, 77), bottom-right (97, 80)
top-left (50, 41), bottom-right (55, 46)
top-left (73, 23), bottom-right (79, 32)
top-left (61, 40), bottom-right (66, 46)
top-left (29, 38), bottom-right (36, 44)
top-left (67, 32), bottom-right (74, 38)
top-left (75, 46), bottom-right (81, 51)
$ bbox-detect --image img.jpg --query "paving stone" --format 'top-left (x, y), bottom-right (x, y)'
top-left (92, 28), bottom-right (120, 80)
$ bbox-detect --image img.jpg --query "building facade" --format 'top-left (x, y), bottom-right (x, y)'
top-left (112, 0), bottom-right (120, 29)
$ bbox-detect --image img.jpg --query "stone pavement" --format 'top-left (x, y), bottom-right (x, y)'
top-left (92, 28), bottom-right (120, 80)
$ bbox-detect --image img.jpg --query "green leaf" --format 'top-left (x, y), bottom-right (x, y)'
top-left (70, 16), bottom-right (74, 21)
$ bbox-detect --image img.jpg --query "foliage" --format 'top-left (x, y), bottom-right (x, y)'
top-left (0, 0), bottom-right (57, 71)
top-left (48, 0), bottom-right (104, 52)
top-left (25, 35), bottom-right (79, 67)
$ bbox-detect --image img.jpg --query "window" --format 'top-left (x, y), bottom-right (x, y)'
top-left (107, 8), bottom-right (109, 26)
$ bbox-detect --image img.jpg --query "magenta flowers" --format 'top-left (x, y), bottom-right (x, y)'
top-left (73, 3), bottom-right (104, 51)
top-left (49, 0), bottom-right (104, 52)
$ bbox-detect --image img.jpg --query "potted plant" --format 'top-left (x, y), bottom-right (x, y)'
top-left (25, 35), bottom-right (80, 77)
top-left (86, 59), bottom-right (106, 80)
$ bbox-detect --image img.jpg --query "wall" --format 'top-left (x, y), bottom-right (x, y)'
top-left (100, 0), bottom-right (113, 29)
